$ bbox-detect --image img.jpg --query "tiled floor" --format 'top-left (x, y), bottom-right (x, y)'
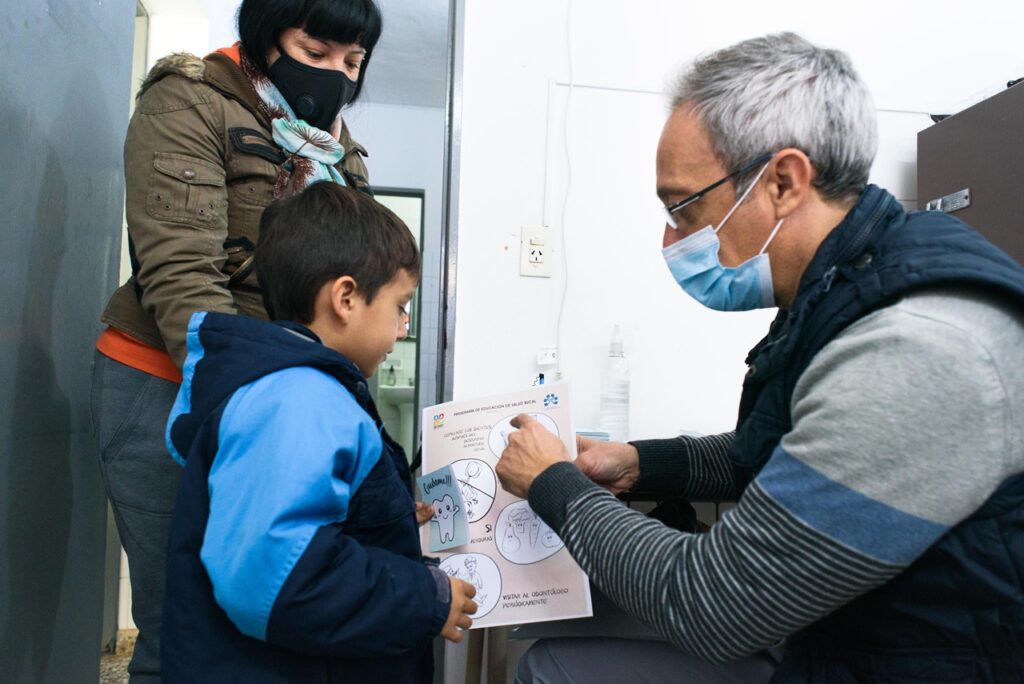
top-left (99, 652), bottom-right (130, 684)
top-left (97, 639), bottom-right (530, 682)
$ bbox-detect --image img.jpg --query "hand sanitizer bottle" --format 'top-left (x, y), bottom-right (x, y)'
top-left (599, 325), bottom-right (630, 443)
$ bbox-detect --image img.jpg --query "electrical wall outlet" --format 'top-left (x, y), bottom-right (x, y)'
top-left (536, 348), bottom-right (558, 366)
top-left (520, 227), bottom-right (553, 278)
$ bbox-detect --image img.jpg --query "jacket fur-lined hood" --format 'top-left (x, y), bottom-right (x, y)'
top-left (136, 52), bottom-right (206, 100)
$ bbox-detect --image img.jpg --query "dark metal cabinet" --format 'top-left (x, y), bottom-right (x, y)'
top-left (918, 82), bottom-right (1024, 265)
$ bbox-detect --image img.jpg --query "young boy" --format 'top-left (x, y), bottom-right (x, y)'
top-left (160, 182), bottom-right (477, 683)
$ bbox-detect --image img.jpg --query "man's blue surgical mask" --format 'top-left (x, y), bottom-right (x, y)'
top-left (661, 162), bottom-right (784, 311)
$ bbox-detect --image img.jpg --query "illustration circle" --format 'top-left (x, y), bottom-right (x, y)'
top-left (451, 458), bottom-right (497, 523)
top-left (440, 553), bottom-right (501, 618)
top-left (488, 412), bottom-right (560, 458)
top-left (494, 500), bottom-right (564, 565)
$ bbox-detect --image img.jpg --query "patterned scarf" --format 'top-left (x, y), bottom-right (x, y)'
top-left (236, 48), bottom-right (349, 198)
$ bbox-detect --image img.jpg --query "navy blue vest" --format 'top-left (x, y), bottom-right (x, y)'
top-left (729, 187), bottom-right (1024, 682)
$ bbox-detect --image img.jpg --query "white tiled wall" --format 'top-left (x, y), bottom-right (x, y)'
top-left (382, 339), bottom-right (418, 387)
top-left (377, 340), bottom-right (420, 455)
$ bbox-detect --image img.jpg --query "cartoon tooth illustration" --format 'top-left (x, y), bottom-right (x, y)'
top-left (431, 494), bottom-right (461, 543)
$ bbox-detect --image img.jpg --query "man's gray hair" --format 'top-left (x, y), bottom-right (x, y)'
top-left (670, 32), bottom-right (877, 202)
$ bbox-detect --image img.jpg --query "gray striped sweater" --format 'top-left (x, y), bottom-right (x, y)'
top-left (528, 288), bottom-right (1024, 662)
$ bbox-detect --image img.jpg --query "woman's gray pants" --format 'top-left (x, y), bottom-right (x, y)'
top-left (91, 351), bottom-right (182, 684)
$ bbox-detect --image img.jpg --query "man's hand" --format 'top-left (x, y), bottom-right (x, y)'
top-left (575, 436), bottom-right (640, 495)
top-left (441, 577), bottom-right (478, 642)
top-left (495, 414), bottom-right (571, 498)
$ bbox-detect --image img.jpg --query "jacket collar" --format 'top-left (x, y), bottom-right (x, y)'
top-left (793, 185), bottom-right (899, 306)
top-left (742, 186), bottom-right (900, 368)
top-left (203, 52), bottom-right (272, 129)
top-left (137, 50), bottom-right (369, 159)
top-left (204, 49), bottom-right (368, 158)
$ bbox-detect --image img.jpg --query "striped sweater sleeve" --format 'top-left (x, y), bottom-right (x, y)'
top-left (528, 294), bottom-right (1020, 661)
top-left (631, 432), bottom-right (740, 499)
top-left (531, 466), bottom-right (909, 661)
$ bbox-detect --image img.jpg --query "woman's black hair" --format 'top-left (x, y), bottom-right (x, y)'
top-left (237, 0), bottom-right (383, 104)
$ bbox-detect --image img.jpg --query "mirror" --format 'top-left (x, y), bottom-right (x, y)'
top-left (374, 187), bottom-right (425, 342)
top-left (335, 0), bottom-right (451, 469)
top-left (372, 187), bottom-right (426, 461)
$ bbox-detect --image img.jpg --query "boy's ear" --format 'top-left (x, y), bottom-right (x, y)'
top-left (328, 276), bottom-right (360, 323)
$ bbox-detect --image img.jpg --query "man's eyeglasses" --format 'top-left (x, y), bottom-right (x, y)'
top-left (663, 152), bottom-right (775, 229)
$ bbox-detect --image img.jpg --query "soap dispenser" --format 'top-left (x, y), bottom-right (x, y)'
top-left (599, 324), bottom-right (630, 442)
top-left (384, 364), bottom-right (397, 387)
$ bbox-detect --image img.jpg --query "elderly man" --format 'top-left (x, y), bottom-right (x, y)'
top-left (497, 33), bottom-right (1024, 683)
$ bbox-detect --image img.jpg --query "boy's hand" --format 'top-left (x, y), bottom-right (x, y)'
top-left (415, 501), bottom-right (434, 526)
top-left (441, 578), bottom-right (478, 642)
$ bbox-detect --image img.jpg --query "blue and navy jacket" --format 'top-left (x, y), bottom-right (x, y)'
top-left (732, 186), bottom-right (1024, 682)
top-left (161, 312), bottom-right (449, 683)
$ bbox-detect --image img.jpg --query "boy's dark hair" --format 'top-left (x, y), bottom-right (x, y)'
top-left (256, 182), bottom-right (420, 323)
top-left (238, 0), bottom-right (383, 104)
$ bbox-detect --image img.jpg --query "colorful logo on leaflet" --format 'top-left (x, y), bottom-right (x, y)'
top-left (543, 393), bottom-right (559, 408)
top-left (433, 413), bottom-right (446, 429)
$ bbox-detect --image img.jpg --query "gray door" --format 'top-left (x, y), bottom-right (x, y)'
top-left (0, 0), bottom-right (135, 681)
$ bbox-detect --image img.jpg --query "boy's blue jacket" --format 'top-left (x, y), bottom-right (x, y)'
top-left (161, 312), bottom-right (450, 683)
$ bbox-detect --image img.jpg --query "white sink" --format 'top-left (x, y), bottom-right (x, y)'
top-left (377, 384), bottom-right (415, 406)
top-left (376, 384), bottom-right (416, 460)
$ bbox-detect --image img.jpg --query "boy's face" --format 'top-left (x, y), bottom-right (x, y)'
top-left (341, 269), bottom-right (418, 377)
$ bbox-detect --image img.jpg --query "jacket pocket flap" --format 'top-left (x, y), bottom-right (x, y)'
top-left (153, 152), bottom-right (225, 186)
top-left (228, 127), bottom-right (286, 165)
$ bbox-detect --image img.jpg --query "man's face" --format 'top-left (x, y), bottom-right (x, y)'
top-left (656, 106), bottom-right (770, 268)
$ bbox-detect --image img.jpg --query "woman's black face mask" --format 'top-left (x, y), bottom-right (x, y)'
top-left (268, 48), bottom-right (357, 131)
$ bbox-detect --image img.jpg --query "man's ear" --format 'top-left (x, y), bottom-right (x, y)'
top-left (328, 275), bottom-right (360, 323)
top-left (766, 147), bottom-right (814, 219)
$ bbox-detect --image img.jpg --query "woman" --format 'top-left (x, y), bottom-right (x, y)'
top-left (90, 1), bottom-right (382, 680)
